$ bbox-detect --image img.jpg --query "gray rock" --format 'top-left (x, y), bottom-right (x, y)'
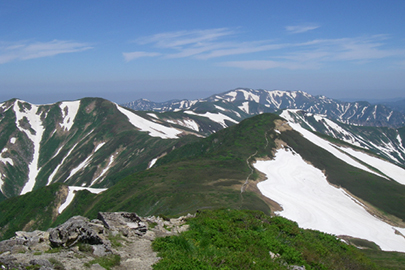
top-left (39, 267), bottom-right (55, 270)
top-left (90, 263), bottom-right (105, 270)
top-left (289, 266), bottom-right (306, 270)
top-left (49, 216), bottom-right (104, 247)
top-left (92, 244), bottom-right (112, 257)
top-left (98, 212), bottom-right (147, 236)
top-left (29, 258), bottom-right (53, 268)
top-left (0, 255), bottom-right (28, 270)
top-left (15, 230), bottom-right (49, 246)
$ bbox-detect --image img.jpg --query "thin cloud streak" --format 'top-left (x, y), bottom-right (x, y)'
top-left (125, 28), bottom-right (405, 70)
top-left (123, 51), bottom-right (161, 62)
top-left (0, 40), bottom-right (92, 64)
top-left (220, 60), bottom-right (320, 70)
top-left (285, 24), bottom-right (320, 33)
top-left (136, 28), bottom-right (235, 48)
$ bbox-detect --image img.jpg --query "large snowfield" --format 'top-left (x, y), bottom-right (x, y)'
top-left (255, 148), bottom-right (405, 252)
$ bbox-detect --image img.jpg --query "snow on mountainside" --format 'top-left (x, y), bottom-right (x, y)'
top-left (256, 148), bottom-right (405, 252)
top-left (280, 109), bottom-right (405, 167)
top-left (0, 98), bottom-right (213, 201)
top-left (255, 113), bottom-right (405, 252)
top-left (122, 88), bottom-right (405, 128)
top-left (280, 110), bottom-right (405, 183)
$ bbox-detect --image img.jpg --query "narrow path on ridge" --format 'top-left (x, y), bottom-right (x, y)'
top-left (240, 131), bottom-right (270, 193)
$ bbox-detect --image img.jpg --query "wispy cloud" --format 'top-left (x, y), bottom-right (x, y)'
top-left (285, 24), bottom-right (320, 34)
top-left (124, 28), bottom-right (288, 61)
top-left (220, 60), bottom-right (320, 70)
top-left (135, 28), bottom-right (235, 48)
top-left (219, 35), bottom-right (405, 70)
top-left (123, 51), bottom-right (161, 62)
top-left (0, 40), bottom-right (92, 64)
top-left (124, 28), bottom-right (405, 70)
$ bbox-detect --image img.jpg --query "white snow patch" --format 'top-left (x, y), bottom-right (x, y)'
top-left (116, 105), bottom-right (182, 139)
top-left (185, 111), bottom-right (238, 128)
top-left (281, 110), bottom-right (316, 131)
top-left (90, 155), bottom-right (115, 186)
top-left (238, 102), bottom-right (249, 114)
top-left (51, 146), bottom-right (64, 159)
top-left (0, 173), bottom-right (4, 193)
top-left (336, 146), bottom-right (405, 185)
top-left (58, 186), bottom-right (107, 214)
top-left (0, 148), bottom-right (13, 166)
top-left (47, 143), bottom-right (79, 185)
top-left (214, 105), bottom-right (226, 111)
top-left (14, 101), bottom-right (46, 195)
top-left (147, 113), bottom-right (158, 119)
top-left (94, 142), bottom-right (106, 153)
top-left (256, 148), bottom-right (405, 252)
top-left (224, 91), bottom-right (238, 102)
top-left (280, 110), bottom-right (384, 178)
top-left (65, 154), bottom-right (93, 182)
top-left (9, 137), bottom-right (16, 144)
top-left (239, 89), bottom-right (260, 102)
top-left (166, 119), bottom-right (200, 132)
top-left (59, 101), bottom-right (80, 131)
top-left (47, 129), bottom-right (95, 185)
top-left (148, 157), bottom-right (158, 169)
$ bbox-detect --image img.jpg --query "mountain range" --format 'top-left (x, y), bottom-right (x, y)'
top-left (123, 88), bottom-right (405, 128)
top-left (1, 88), bottom-right (405, 257)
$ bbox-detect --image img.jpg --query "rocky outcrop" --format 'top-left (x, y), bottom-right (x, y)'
top-left (0, 212), bottom-right (193, 270)
top-left (98, 212), bottom-right (147, 237)
top-left (49, 216), bottom-right (106, 248)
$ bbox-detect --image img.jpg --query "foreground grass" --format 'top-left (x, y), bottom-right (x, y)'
top-left (152, 209), bottom-right (377, 270)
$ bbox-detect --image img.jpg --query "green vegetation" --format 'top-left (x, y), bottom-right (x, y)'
top-left (0, 183), bottom-right (65, 240)
top-left (48, 257), bottom-right (66, 270)
top-left (108, 232), bottom-right (125, 247)
top-left (77, 243), bottom-right (94, 253)
top-left (45, 246), bottom-right (64, 254)
top-left (152, 209), bottom-right (377, 270)
top-left (84, 254), bottom-right (121, 270)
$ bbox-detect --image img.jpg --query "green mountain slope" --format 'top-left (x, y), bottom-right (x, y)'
top-left (0, 98), bottom-right (208, 200)
top-left (1, 113), bottom-right (404, 255)
top-left (0, 183), bottom-right (67, 240)
top-left (54, 113), bottom-right (405, 225)
top-left (60, 113), bottom-right (282, 220)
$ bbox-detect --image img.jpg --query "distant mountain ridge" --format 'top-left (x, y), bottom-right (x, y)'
top-left (122, 88), bottom-right (405, 128)
top-left (2, 90), bottom-right (404, 202)
top-left (280, 109), bottom-right (405, 167)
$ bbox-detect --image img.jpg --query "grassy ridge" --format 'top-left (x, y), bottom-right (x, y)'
top-left (152, 209), bottom-right (377, 270)
top-left (51, 114), bottom-right (283, 220)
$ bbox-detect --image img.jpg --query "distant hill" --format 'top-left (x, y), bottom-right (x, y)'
top-left (382, 98), bottom-right (405, 114)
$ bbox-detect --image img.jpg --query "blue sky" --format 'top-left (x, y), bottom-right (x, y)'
top-left (1, 0), bottom-right (404, 104)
